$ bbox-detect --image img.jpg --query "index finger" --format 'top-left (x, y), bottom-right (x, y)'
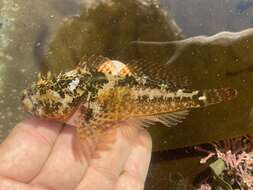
top-left (114, 129), bottom-right (152, 190)
top-left (0, 117), bottom-right (63, 182)
top-left (75, 124), bottom-right (145, 190)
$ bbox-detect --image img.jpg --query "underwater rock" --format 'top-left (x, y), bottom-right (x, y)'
top-left (46, 0), bottom-right (183, 73)
top-left (132, 28), bottom-right (253, 150)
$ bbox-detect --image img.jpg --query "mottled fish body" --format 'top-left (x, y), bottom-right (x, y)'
top-left (22, 55), bottom-right (237, 139)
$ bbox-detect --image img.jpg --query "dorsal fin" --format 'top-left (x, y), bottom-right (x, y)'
top-left (120, 57), bottom-right (189, 89)
top-left (78, 55), bottom-right (110, 73)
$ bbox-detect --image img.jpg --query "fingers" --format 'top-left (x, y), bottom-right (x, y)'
top-left (0, 119), bottom-right (152, 190)
top-left (114, 129), bottom-right (152, 190)
top-left (76, 124), bottom-right (141, 190)
top-left (0, 176), bottom-right (48, 190)
top-left (76, 124), bottom-right (152, 190)
top-left (31, 125), bottom-right (87, 190)
top-left (0, 117), bottom-right (62, 183)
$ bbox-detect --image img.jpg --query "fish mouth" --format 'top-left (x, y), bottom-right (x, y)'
top-left (21, 94), bottom-right (33, 112)
top-left (21, 89), bottom-right (38, 114)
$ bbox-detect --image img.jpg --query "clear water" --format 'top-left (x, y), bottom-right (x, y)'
top-left (1, 0), bottom-right (253, 189)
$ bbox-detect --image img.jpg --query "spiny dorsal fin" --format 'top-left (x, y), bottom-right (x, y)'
top-left (78, 55), bottom-right (110, 73)
top-left (78, 55), bottom-right (188, 88)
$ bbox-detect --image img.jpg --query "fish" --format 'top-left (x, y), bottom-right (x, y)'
top-left (21, 55), bottom-right (238, 141)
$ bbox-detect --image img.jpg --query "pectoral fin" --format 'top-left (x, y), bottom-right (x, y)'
top-left (128, 110), bottom-right (189, 128)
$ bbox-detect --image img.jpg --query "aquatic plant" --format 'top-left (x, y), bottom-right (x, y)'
top-left (197, 135), bottom-right (253, 189)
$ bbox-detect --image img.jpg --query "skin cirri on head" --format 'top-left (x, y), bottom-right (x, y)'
top-left (21, 55), bottom-right (238, 140)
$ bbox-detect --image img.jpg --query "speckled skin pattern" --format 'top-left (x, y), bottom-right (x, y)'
top-left (21, 55), bottom-right (237, 139)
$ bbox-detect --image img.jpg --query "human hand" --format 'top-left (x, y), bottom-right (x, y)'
top-left (0, 117), bottom-right (152, 190)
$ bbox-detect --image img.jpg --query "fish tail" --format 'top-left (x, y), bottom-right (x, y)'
top-left (201, 88), bottom-right (238, 106)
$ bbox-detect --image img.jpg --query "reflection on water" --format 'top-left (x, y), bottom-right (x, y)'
top-left (1, 0), bottom-right (253, 189)
top-left (164, 0), bottom-right (253, 36)
top-left (236, 0), bottom-right (253, 13)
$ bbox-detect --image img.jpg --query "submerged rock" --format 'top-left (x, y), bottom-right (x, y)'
top-left (46, 0), bottom-right (182, 73)
top-left (133, 28), bottom-right (253, 150)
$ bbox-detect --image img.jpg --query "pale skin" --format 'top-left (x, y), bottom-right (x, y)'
top-left (0, 117), bottom-right (152, 190)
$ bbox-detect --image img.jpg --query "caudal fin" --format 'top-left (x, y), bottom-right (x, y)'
top-left (202, 88), bottom-right (238, 106)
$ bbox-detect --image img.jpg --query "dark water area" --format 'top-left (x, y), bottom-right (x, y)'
top-left (1, 0), bottom-right (253, 189)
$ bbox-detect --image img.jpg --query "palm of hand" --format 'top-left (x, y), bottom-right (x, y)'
top-left (0, 118), bottom-right (152, 190)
